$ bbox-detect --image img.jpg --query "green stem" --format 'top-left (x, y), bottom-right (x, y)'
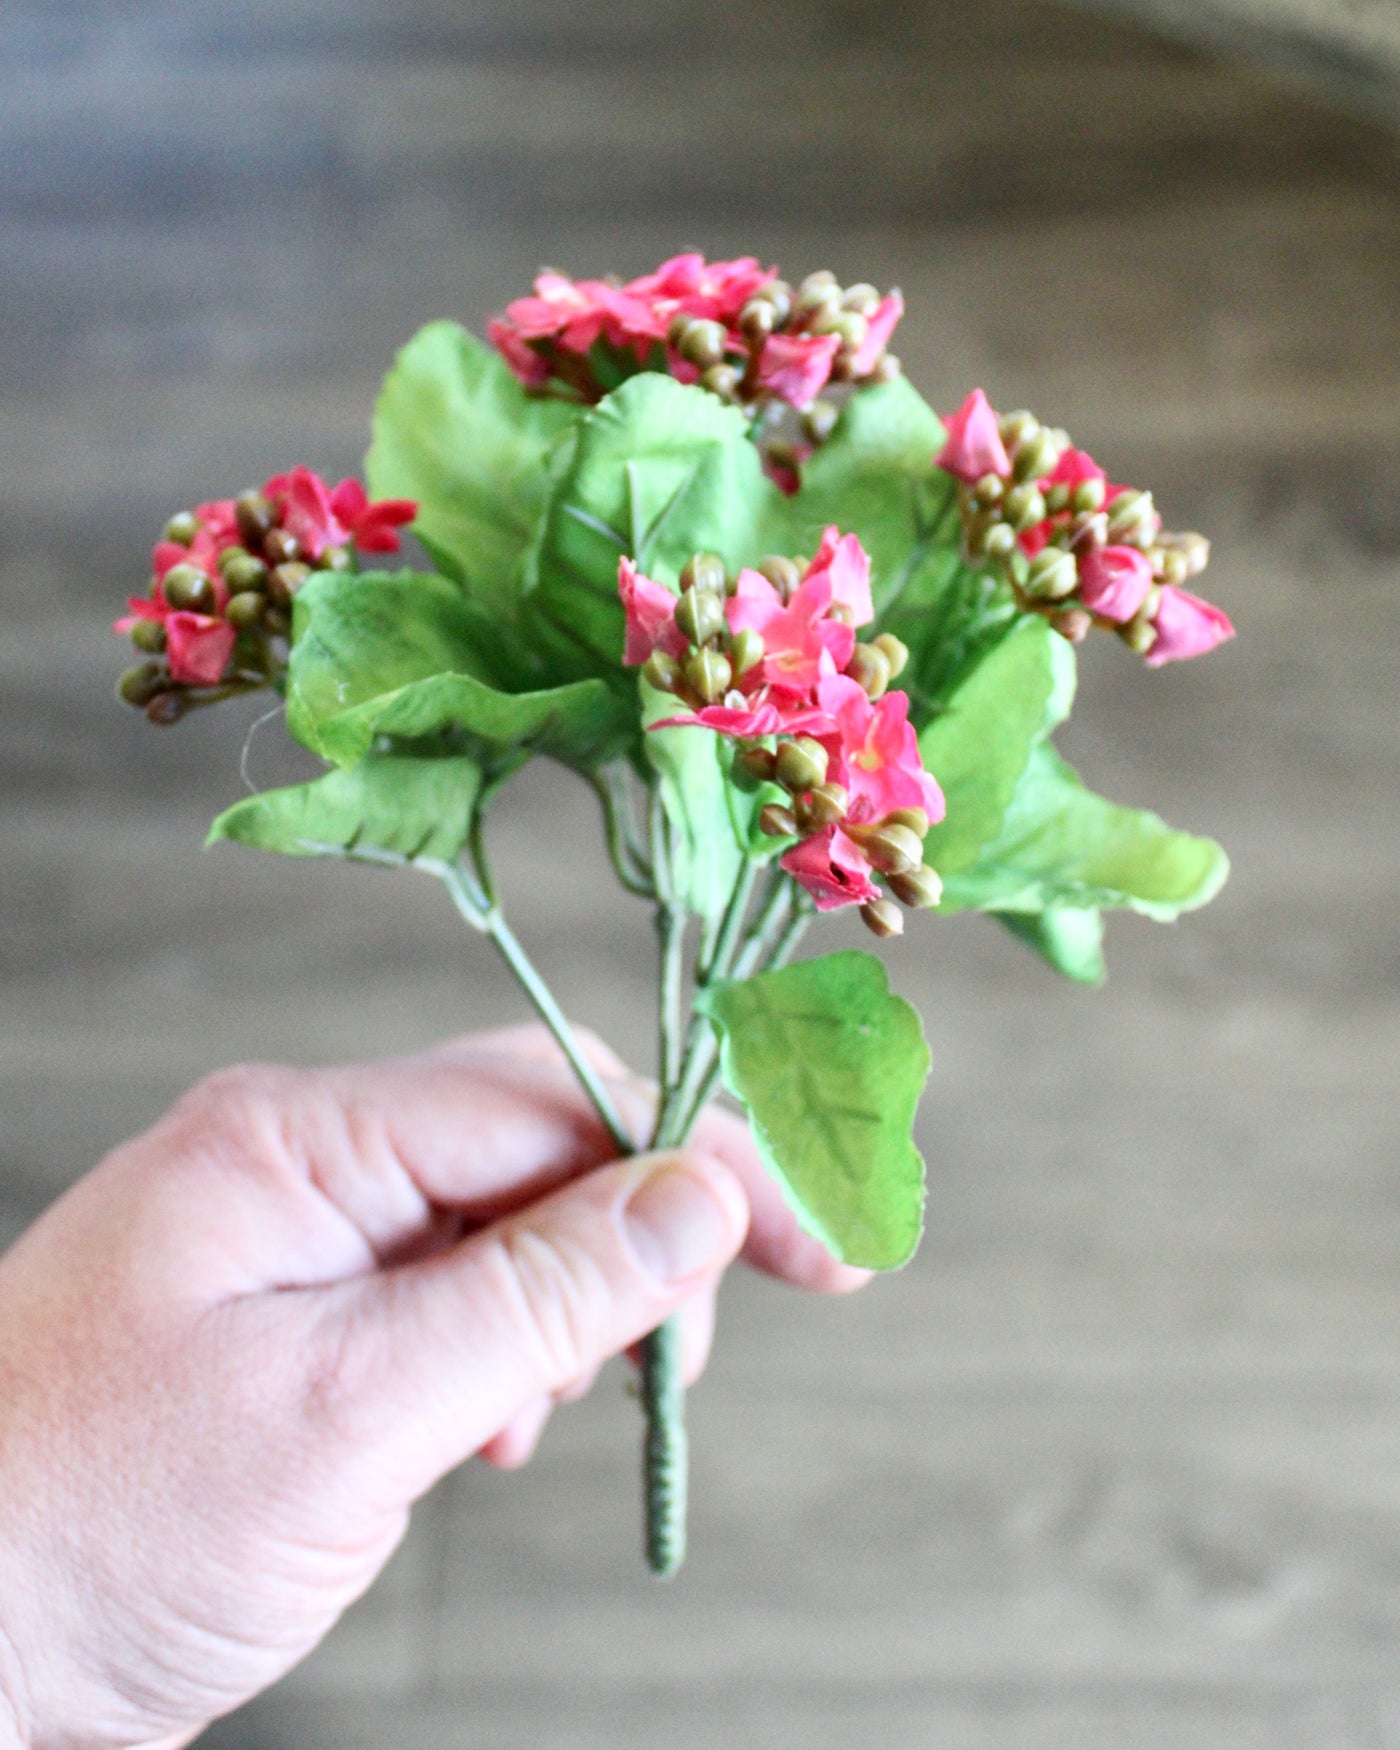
top-left (441, 862), bottom-right (634, 1158)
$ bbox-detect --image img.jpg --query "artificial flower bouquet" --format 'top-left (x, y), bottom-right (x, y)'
top-left (115, 253), bottom-right (1232, 1575)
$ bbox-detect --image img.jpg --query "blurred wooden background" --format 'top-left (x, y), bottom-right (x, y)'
top-left (2, 1), bottom-right (1399, 1744)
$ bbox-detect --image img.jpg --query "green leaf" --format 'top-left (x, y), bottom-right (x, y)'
top-left (796, 377), bottom-right (947, 609)
top-left (940, 742), bottom-right (1230, 921)
top-left (997, 906), bottom-right (1106, 985)
top-left (207, 754), bottom-right (482, 862)
top-left (286, 568), bottom-right (630, 770)
top-left (522, 374), bottom-right (784, 681)
top-left (698, 950), bottom-right (930, 1270)
top-left (919, 617), bottom-right (1068, 874)
top-left (365, 323), bottom-right (579, 632)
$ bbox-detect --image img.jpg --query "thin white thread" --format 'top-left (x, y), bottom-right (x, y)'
top-left (238, 702), bottom-right (287, 794)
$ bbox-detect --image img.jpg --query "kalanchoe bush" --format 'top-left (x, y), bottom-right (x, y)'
top-left (114, 251), bottom-right (1233, 1578)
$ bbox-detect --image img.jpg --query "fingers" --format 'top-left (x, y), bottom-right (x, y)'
top-left (305, 1148), bottom-right (749, 1498)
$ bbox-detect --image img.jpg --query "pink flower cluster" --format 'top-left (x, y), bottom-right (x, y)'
top-left (490, 254), bottom-right (903, 421)
top-left (621, 529), bottom-right (944, 924)
top-left (116, 469), bottom-right (417, 702)
top-left (936, 389), bottom-right (1233, 666)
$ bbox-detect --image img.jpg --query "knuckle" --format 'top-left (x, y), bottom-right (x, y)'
top-left (162, 1062), bottom-right (301, 1167)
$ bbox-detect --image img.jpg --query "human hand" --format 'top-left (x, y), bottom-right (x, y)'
top-left (0, 1025), bottom-right (867, 1749)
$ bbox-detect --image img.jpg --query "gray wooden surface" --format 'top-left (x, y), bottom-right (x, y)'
top-left (2, 1), bottom-right (1399, 1744)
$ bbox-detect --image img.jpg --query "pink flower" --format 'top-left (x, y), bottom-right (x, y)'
top-left (326, 478), bottom-right (417, 554)
top-left (195, 498), bottom-right (241, 550)
top-left (1077, 544), bottom-right (1154, 623)
top-left (619, 557), bottom-right (688, 665)
top-left (1041, 447), bottom-right (1106, 492)
top-left (780, 826), bottom-right (881, 912)
top-left (756, 332), bottom-right (840, 409)
top-left (488, 317), bottom-right (551, 389)
top-left (264, 468), bottom-right (415, 559)
top-left (653, 700), bottom-right (832, 739)
top-left (624, 254), bottom-right (775, 326)
top-left (151, 527), bottom-right (222, 589)
top-left (850, 291), bottom-right (903, 377)
top-left (803, 526), bottom-right (874, 628)
top-left (934, 388), bottom-right (1010, 484)
top-left (726, 568), bottom-right (851, 697)
top-left (165, 612), bottom-right (236, 687)
top-left (817, 675), bottom-right (944, 823)
top-left (1145, 586), bottom-right (1235, 667)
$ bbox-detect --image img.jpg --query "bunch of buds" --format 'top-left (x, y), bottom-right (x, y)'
top-left (620, 529), bottom-right (945, 938)
top-left (934, 390), bottom-right (1233, 666)
top-left (114, 469), bottom-right (416, 724)
top-left (490, 254), bottom-right (903, 492)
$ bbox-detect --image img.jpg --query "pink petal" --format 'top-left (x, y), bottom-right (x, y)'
top-left (619, 557), bottom-right (687, 665)
top-left (850, 291), bottom-right (903, 377)
top-left (1077, 545), bottom-right (1154, 623)
top-left (489, 318), bottom-right (552, 388)
top-left (1144, 586), bottom-right (1235, 667)
top-left (804, 527), bottom-right (873, 627)
top-left (934, 388), bottom-right (1010, 484)
top-left (756, 332), bottom-right (840, 410)
top-left (781, 826), bottom-right (880, 911)
top-left (165, 613), bottom-right (236, 686)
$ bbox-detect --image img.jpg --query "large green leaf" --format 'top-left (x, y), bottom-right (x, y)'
top-left (207, 754), bottom-right (482, 862)
top-left (919, 617), bottom-right (1069, 875)
top-left (997, 906), bottom-right (1106, 986)
top-left (521, 374), bottom-right (785, 681)
top-left (698, 950), bottom-right (930, 1270)
top-left (365, 322), bottom-right (579, 639)
top-left (796, 377), bottom-right (947, 608)
top-left (941, 743), bottom-right (1229, 922)
top-left (286, 568), bottom-right (630, 770)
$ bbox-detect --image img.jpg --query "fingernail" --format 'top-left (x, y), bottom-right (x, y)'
top-left (623, 1158), bottom-right (737, 1285)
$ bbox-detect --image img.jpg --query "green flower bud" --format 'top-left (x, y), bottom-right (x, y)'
top-left (887, 864), bottom-right (943, 909)
top-left (796, 283), bottom-right (842, 325)
top-left (129, 618), bottom-right (167, 655)
top-left (886, 806), bottom-right (930, 839)
top-left (319, 544), bottom-right (353, 573)
top-left (667, 312), bottom-right (695, 349)
top-left (802, 400), bottom-right (839, 445)
top-left (679, 553), bottom-right (727, 596)
top-left (847, 642), bottom-right (892, 700)
top-left (263, 528), bottom-right (302, 567)
top-left (701, 363), bottom-right (740, 399)
top-left (216, 544), bottom-right (249, 576)
top-left (757, 555), bottom-right (802, 601)
top-left (117, 661), bottom-right (165, 708)
top-left (753, 282), bottom-right (792, 325)
top-left (1106, 489), bottom-right (1155, 547)
top-left (1070, 510), bottom-right (1108, 551)
top-left (1051, 608), bottom-right (1092, 644)
top-left (1003, 482), bottom-right (1047, 532)
top-left (809, 306), bottom-right (865, 346)
top-left (841, 282), bottom-right (880, 316)
top-left (775, 736), bottom-right (829, 794)
top-left (1158, 547), bottom-right (1189, 586)
top-left (1071, 477), bottom-right (1106, 513)
top-left (162, 564), bottom-right (216, 613)
top-left (737, 744), bottom-right (777, 784)
top-left (998, 410), bottom-right (1038, 448)
top-left (730, 628), bottom-right (765, 677)
top-left (738, 299), bottom-right (776, 341)
top-left (1121, 612), bottom-right (1158, 655)
top-left (973, 472), bottom-right (1005, 507)
top-left (871, 354), bottom-right (902, 382)
top-left (641, 652), bottom-right (680, 695)
top-left (266, 561), bottom-right (311, 607)
top-left (234, 491), bottom-right (275, 546)
top-left (1012, 428), bottom-right (1059, 483)
top-left (1160, 530), bottom-right (1209, 578)
top-left (826, 601), bottom-right (855, 626)
top-left (798, 270), bottom-right (838, 295)
top-left (225, 590), bottom-right (266, 630)
top-left (162, 511), bottom-right (199, 546)
top-left (145, 691), bottom-right (187, 726)
top-left (795, 781), bottom-right (848, 834)
top-left (983, 523), bottom-right (1017, 561)
top-left (1024, 548), bottom-right (1079, 601)
top-left (678, 319), bottom-right (728, 370)
top-left (872, 633), bottom-right (909, 679)
top-left (1044, 483), bottom-right (1071, 514)
top-left (675, 586), bottom-right (725, 647)
top-left (759, 802), bottom-right (798, 839)
top-left (860, 897), bottom-right (904, 939)
top-left (684, 646), bottom-right (732, 703)
top-left (221, 552), bottom-right (269, 594)
top-left (851, 821), bottom-right (923, 877)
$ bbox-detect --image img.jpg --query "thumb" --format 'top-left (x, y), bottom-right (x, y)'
top-left (305, 1150), bottom-right (749, 1497)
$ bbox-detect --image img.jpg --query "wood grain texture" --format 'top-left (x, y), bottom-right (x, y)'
top-left (2, 0), bottom-right (1398, 1744)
